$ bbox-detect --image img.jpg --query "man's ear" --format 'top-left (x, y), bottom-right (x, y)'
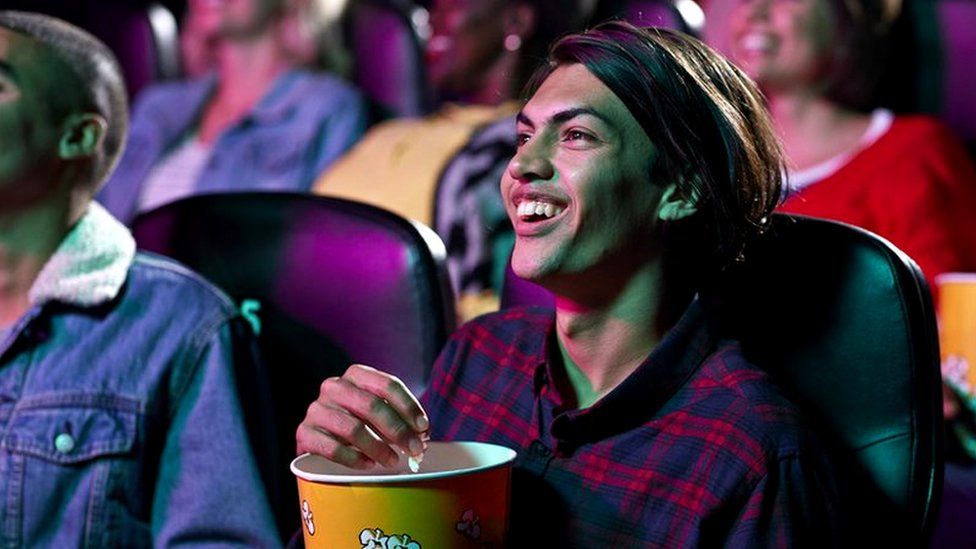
top-left (657, 181), bottom-right (699, 221)
top-left (58, 114), bottom-right (107, 160)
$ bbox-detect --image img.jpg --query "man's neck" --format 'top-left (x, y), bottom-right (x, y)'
top-left (215, 35), bottom-right (291, 97)
top-left (0, 194), bottom-right (76, 325)
top-left (552, 258), bottom-right (689, 408)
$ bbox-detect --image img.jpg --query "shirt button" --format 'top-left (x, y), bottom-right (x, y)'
top-left (530, 440), bottom-right (552, 457)
top-left (54, 433), bottom-right (76, 454)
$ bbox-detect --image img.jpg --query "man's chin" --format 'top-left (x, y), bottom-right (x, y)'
top-left (510, 255), bottom-right (559, 288)
top-left (510, 263), bottom-right (543, 284)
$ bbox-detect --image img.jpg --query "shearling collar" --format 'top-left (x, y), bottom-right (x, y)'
top-left (28, 202), bottom-right (135, 307)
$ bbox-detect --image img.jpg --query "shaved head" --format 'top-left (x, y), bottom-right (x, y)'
top-left (0, 11), bottom-right (128, 192)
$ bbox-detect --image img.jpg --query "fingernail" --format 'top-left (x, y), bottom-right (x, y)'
top-left (415, 415), bottom-right (429, 431)
top-left (408, 437), bottom-right (423, 456)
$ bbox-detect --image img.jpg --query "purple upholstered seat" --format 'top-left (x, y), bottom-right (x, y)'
top-left (345, 0), bottom-right (432, 118)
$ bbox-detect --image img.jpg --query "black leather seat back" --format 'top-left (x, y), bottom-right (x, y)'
top-left (720, 215), bottom-right (942, 542)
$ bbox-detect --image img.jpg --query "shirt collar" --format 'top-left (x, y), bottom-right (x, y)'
top-left (545, 298), bottom-right (718, 446)
top-left (150, 73), bottom-right (217, 144)
top-left (28, 202), bottom-right (136, 308)
top-left (247, 69), bottom-right (309, 124)
top-left (157, 69), bottom-right (305, 139)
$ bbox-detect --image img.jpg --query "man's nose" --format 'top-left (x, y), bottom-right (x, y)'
top-left (508, 138), bottom-right (554, 183)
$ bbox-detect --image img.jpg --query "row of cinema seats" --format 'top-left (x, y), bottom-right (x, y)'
top-left (132, 191), bottom-right (944, 545)
top-left (9, 0), bottom-right (700, 119)
top-left (3, 0), bottom-right (430, 117)
top-left (11, 0), bottom-right (976, 151)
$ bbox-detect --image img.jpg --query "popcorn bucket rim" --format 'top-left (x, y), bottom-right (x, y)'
top-left (291, 441), bottom-right (517, 484)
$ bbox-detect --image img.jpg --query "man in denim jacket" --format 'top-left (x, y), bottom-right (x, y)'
top-left (0, 12), bottom-right (280, 546)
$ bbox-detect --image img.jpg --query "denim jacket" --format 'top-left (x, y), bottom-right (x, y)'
top-left (97, 69), bottom-right (368, 224)
top-left (0, 203), bottom-right (280, 547)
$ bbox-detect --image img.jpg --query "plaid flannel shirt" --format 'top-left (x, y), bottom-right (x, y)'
top-left (422, 300), bottom-right (841, 547)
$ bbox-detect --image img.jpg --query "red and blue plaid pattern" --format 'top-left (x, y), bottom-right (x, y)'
top-left (422, 301), bottom-right (841, 547)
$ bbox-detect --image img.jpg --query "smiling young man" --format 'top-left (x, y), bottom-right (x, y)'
top-left (298, 21), bottom-right (840, 546)
top-left (0, 12), bottom-right (279, 546)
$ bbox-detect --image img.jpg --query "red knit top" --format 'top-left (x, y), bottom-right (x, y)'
top-left (779, 115), bottom-right (976, 290)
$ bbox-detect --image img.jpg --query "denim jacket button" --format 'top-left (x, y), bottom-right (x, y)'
top-left (54, 433), bottom-right (76, 454)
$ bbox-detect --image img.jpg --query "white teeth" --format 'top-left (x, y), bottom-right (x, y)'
top-left (740, 33), bottom-right (773, 53)
top-left (517, 200), bottom-right (564, 220)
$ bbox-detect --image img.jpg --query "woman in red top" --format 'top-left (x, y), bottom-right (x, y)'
top-left (711, 0), bottom-right (976, 287)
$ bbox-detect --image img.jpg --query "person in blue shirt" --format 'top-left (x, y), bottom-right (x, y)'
top-left (0, 11), bottom-right (280, 546)
top-left (97, 0), bottom-right (368, 225)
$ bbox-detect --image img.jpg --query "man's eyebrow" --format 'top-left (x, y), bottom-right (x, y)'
top-left (550, 107), bottom-right (609, 126)
top-left (516, 107), bottom-right (611, 129)
top-left (516, 111), bottom-right (535, 129)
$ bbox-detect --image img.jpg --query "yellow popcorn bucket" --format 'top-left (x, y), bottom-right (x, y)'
top-left (937, 273), bottom-right (976, 394)
top-left (291, 441), bottom-right (517, 548)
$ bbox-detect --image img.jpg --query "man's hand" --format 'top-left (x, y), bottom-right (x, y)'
top-left (296, 364), bottom-right (430, 469)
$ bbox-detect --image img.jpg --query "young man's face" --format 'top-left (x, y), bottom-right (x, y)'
top-left (0, 28), bottom-right (64, 204)
top-left (501, 63), bottom-right (665, 285)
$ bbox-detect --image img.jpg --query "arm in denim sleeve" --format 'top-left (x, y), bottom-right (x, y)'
top-left (151, 317), bottom-right (280, 547)
top-left (724, 453), bottom-right (842, 548)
